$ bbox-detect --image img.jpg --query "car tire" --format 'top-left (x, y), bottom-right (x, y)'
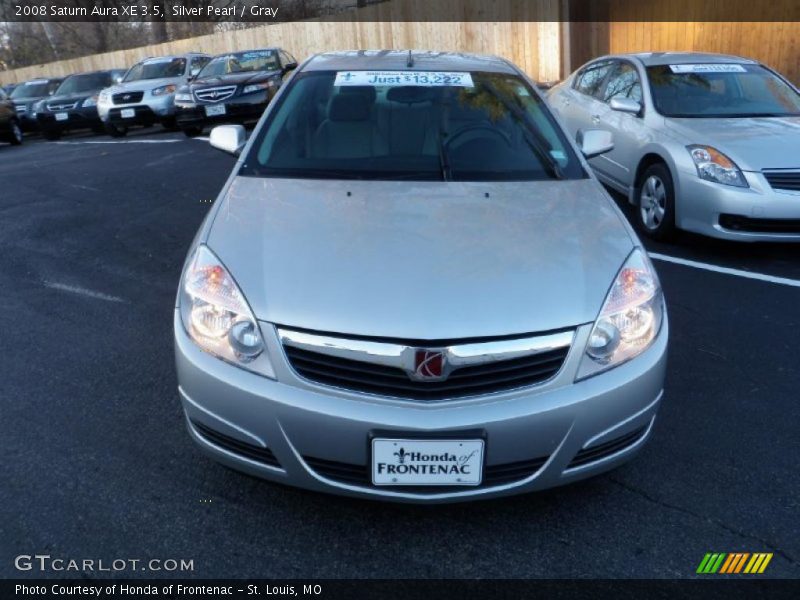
top-left (104, 122), bottom-right (127, 138)
top-left (635, 163), bottom-right (676, 241)
top-left (9, 120), bottom-right (23, 145)
top-left (42, 127), bottom-right (61, 141)
top-left (182, 126), bottom-right (203, 137)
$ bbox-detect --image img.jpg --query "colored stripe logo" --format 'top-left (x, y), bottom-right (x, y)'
top-left (697, 552), bottom-right (773, 574)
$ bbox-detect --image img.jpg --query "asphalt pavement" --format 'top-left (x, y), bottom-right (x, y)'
top-left (1, 129), bottom-right (798, 579)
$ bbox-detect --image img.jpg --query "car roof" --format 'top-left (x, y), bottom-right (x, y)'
top-left (623, 52), bottom-right (758, 67)
top-left (304, 50), bottom-right (518, 74)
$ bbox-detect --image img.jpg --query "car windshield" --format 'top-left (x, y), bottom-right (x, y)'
top-left (199, 50), bottom-right (281, 78)
top-left (124, 58), bottom-right (187, 82)
top-left (56, 72), bottom-right (112, 95)
top-left (11, 81), bottom-right (51, 98)
top-left (647, 64), bottom-right (800, 118)
top-left (241, 70), bottom-right (583, 181)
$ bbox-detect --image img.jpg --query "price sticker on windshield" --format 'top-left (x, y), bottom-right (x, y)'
top-left (335, 71), bottom-right (474, 87)
top-left (669, 64), bottom-right (747, 74)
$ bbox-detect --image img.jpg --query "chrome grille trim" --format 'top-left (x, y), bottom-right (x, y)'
top-left (14, 104), bottom-right (27, 113)
top-left (47, 101), bottom-right (79, 111)
top-left (194, 85), bottom-right (237, 103)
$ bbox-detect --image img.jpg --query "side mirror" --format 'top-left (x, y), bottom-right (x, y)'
top-left (577, 129), bottom-right (614, 159)
top-left (609, 96), bottom-right (641, 115)
top-left (283, 62), bottom-right (298, 74)
top-left (210, 124), bottom-right (247, 156)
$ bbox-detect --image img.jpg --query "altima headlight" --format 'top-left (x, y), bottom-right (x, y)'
top-left (687, 145), bottom-right (748, 188)
top-left (179, 245), bottom-right (275, 378)
top-left (151, 84), bottom-right (177, 96)
top-left (242, 81), bottom-right (272, 94)
top-left (576, 248), bottom-right (664, 380)
top-left (83, 95), bottom-right (98, 108)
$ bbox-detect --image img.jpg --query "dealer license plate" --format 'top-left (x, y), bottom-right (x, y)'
top-left (371, 439), bottom-right (484, 486)
top-left (205, 104), bottom-right (226, 117)
top-left (55, 112), bottom-right (69, 121)
top-left (120, 108), bottom-right (136, 119)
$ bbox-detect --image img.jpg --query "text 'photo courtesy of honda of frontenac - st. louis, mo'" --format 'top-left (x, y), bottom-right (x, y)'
top-left (174, 50), bottom-right (668, 503)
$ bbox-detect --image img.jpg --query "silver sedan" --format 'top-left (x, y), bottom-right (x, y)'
top-left (547, 52), bottom-right (800, 242)
top-left (174, 50), bottom-right (667, 503)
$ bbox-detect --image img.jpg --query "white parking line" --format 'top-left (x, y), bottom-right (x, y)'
top-left (649, 252), bottom-right (800, 288)
top-left (54, 139), bottom-right (182, 145)
top-left (43, 281), bottom-right (126, 303)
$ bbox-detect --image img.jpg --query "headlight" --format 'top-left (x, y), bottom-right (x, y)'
top-left (242, 81), bottom-right (271, 94)
top-left (175, 92), bottom-right (193, 102)
top-left (179, 245), bottom-right (275, 378)
top-left (83, 95), bottom-right (98, 108)
top-left (98, 91), bottom-right (110, 104)
top-left (576, 248), bottom-right (664, 380)
top-left (687, 145), bottom-right (748, 188)
top-left (151, 84), bottom-right (177, 97)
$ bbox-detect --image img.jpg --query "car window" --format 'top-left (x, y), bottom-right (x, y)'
top-left (0, 90), bottom-right (6, 101)
top-left (124, 58), bottom-right (187, 82)
top-left (190, 56), bottom-right (211, 72)
top-left (280, 51), bottom-right (296, 67)
top-left (603, 62), bottom-right (642, 103)
top-left (11, 81), bottom-right (51, 98)
top-left (574, 62), bottom-right (614, 98)
top-left (241, 70), bottom-right (585, 182)
top-left (646, 64), bottom-right (800, 117)
top-left (199, 50), bottom-right (280, 78)
top-left (56, 73), bottom-right (113, 95)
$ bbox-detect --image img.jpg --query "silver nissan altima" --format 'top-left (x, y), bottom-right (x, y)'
top-left (174, 50), bottom-right (668, 503)
top-left (547, 52), bottom-right (800, 242)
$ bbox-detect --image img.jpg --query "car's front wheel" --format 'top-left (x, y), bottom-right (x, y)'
top-left (104, 122), bottom-right (127, 138)
top-left (9, 120), bottom-right (23, 145)
top-left (636, 163), bottom-right (676, 241)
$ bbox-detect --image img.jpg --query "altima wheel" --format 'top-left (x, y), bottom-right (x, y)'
top-left (10, 121), bottom-right (23, 145)
top-left (636, 163), bottom-right (675, 241)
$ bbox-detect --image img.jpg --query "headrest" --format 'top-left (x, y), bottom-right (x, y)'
top-left (338, 85), bottom-right (377, 103)
top-left (386, 86), bottom-right (436, 104)
top-left (329, 93), bottom-right (370, 122)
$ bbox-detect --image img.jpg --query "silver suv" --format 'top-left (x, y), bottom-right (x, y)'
top-left (98, 52), bottom-right (211, 136)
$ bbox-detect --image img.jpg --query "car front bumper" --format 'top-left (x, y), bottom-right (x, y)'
top-left (676, 168), bottom-right (800, 241)
top-left (175, 94), bottom-right (270, 128)
top-left (174, 311), bottom-right (668, 503)
top-left (36, 107), bottom-right (101, 130)
top-left (99, 95), bottom-right (176, 125)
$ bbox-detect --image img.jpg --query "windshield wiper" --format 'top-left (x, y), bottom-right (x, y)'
top-left (482, 82), bottom-right (564, 180)
top-left (437, 100), bottom-right (452, 181)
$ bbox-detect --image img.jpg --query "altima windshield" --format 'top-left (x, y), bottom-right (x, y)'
top-left (647, 64), bottom-right (800, 117)
top-left (124, 58), bottom-right (186, 82)
top-left (56, 72), bottom-right (113, 95)
top-left (241, 70), bottom-right (583, 181)
top-left (199, 50), bottom-right (280, 78)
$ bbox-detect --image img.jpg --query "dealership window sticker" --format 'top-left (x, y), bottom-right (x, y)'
top-left (669, 64), bottom-right (747, 74)
top-left (335, 71), bottom-right (475, 87)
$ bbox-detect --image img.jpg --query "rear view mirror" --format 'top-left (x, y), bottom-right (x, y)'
top-left (577, 129), bottom-right (614, 159)
top-left (210, 125), bottom-right (247, 157)
top-left (609, 97), bottom-right (641, 115)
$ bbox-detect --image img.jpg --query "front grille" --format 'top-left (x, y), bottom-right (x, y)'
top-left (194, 85), bottom-right (237, 103)
top-left (112, 91), bottom-right (144, 105)
top-left (304, 454), bottom-right (548, 490)
top-left (191, 419), bottom-right (280, 468)
top-left (763, 170), bottom-right (800, 192)
top-left (284, 343), bottom-right (569, 401)
top-left (14, 104), bottom-right (27, 113)
top-left (47, 101), bottom-right (79, 111)
top-left (719, 214), bottom-right (800, 234)
top-left (567, 426), bottom-right (648, 469)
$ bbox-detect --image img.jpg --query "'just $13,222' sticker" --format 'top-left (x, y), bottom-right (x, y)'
top-left (335, 71), bottom-right (475, 87)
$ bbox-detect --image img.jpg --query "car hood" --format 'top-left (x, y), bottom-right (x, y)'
top-left (206, 177), bottom-right (634, 340)
top-left (47, 92), bottom-right (96, 104)
top-left (192, 70), bottom-right (281, 89)
top-left (105, 77), bottom-right (182, 95)
top-left (664, 116), bottom-right (800, 170)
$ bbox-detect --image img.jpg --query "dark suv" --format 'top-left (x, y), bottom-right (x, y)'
top-left (9, 78), bottom-right (64, 132)
top-left (175, 48), bottom-right (297, 136)
top-left (36, 69), bottom-right (126, 140)
top-left (0, 88), bottom-right (23, 145)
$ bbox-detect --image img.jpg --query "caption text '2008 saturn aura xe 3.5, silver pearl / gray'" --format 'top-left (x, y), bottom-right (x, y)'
top-left (174, 50), bottom-right (668, 503)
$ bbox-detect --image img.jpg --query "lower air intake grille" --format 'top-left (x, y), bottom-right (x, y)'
top-left (284, 344), bottom-right (569, 400)
top-left (567, 426), bottom-right (648, 469)
top-left (303, 455), bottom-right (548, 490)
top-left (719, 214), bottom-right (800, 234)
top-left (191, 420), bottom-right (280, 468)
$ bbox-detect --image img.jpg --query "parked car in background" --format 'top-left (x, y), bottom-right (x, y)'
top-left (97, 52), bottom-right (211, 137)
top-left (175, 50), bottom-right (668, 503)
top-left (36, 69), bottom-right (126, 140)
top-left (2, 83), bottom-right (18, 96)
top-left (0, 88), bottom-right (24, 146)
top-left (547, 52), bottom-right (800, 241)
top-left (9, 77), bottom-right (64, 132)
top-left (175, 48), bottom-right (297, 137)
